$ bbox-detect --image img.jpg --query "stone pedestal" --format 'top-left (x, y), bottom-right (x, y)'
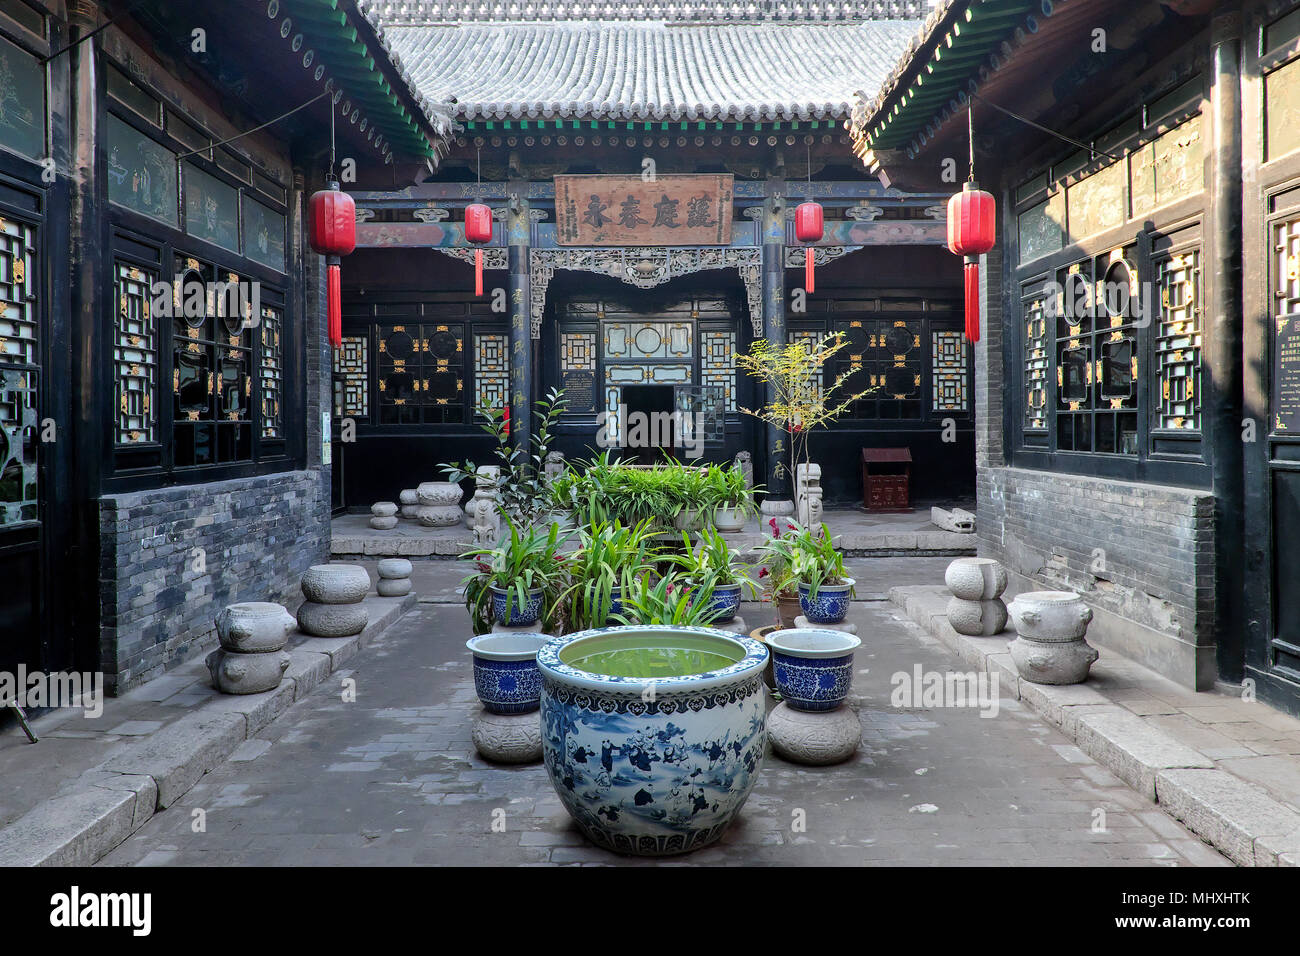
top-left (761, 498), bottom-right (795, 517)
top-left (209, 602), bottom-right (294, 695)
top-left (713, 616), bottom-right (747, 635)
top-left (370, 502), bottom-right (398, 531)
top-left (793, 616), bottom-right (857, 635)
top-left (376, 558), bottom-right (412, 598)
top-left (945, 557), bottom-right (1009, 637)
top-left (416, 481), bottom-right (463, 527)
top-left (298, 564), bottom-right (369, 637)
top-left (472, 709), bottom-right (542, 764)
top-left (767, 701), bottom-right (860, 766)
top-left (399, 489), bottom-right (419, 520)
top-left (1007, 590), bottom-right (1099, 685)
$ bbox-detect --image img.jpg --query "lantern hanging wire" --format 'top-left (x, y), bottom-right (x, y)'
top-left (175, 90), bottom-right (329, 162)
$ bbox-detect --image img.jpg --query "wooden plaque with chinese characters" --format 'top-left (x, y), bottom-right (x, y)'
top-left (554, 175), bottom-right (733, 246)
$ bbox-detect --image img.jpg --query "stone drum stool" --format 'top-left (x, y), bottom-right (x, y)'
top-left (944, 557), bottom-right (1009, 637)
top-left (207, 602), bottom-right (295, 695)
top-left (399, 488), bottom-right (420, 520)
top-left (1007, 591), bottom-right (1099, 685)
top-left (370, 501), bottom-right (398, 530)
top-left (376, 558), bottom-right (412, 597)
top-left (297, 564), bottom-right (369, 637)
top-left (416, 481), bottom-right (462, 527)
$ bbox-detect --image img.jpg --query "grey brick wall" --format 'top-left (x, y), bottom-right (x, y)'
top-left (976, 467), bottom-right (1215, 650)
top-left (97, 470), bottom-right (329, 693)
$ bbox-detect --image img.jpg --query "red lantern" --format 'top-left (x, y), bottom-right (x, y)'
top-left (465, 202), bottom-right (493, 297)
top-left (794, 201), bottom-right (824, 294)
top-left (947, 182), bottom-right (996, 342)
top-left (308, 182), bottom-right (356, 350)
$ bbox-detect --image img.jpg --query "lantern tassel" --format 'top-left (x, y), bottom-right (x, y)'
top-left (475, 248), bottom-right (484, 297)
top-left (327, 260), bottom-right (342, 350)
top-left (964, 258), bottom-right (980, 343)
top-left (805, 246), bottom-right (815, 294)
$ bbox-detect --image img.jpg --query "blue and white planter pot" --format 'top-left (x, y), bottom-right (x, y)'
top-left (698, 582), bottom-right (742, 624)
top-left (538, 625), bottom-right (769, 856)
top-left (489, 585), bottom-right (545, 627)
top-left (765, 628), bottom-right (861, 712)
top-left (466, 633), bottom-right (549, 714)
top-left (797, 577), bottom-right (856, 624)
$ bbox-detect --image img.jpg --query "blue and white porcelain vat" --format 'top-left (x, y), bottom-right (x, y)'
top-left (537, 625), bottom-right (769, 856)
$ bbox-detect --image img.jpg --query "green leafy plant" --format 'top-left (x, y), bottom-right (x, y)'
top-left (559, 519), bottom-right (660, 632)
top-left (788, 522), bottom-right (852, 599)
top-left (706, 463), bottom-right (760, 519)
top-left (442, 388), bottom-right (568, 529)
top-left (670, 527), bottom-right (756, 595)
top-left (611, 572), bottom-right (723, 628)
top-left (461, 518), bottom-right (572, 633)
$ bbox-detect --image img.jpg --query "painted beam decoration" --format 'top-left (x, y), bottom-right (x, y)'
top-left (555, 175), bottom-right (733, 246)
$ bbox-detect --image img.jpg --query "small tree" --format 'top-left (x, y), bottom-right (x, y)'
top-left (440, 388), bottom-right (567, 530)
top-left (735, 332), bottom-right (868, 495)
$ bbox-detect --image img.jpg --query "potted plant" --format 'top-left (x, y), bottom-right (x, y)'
top-left (755, 517), bottom-right (803, 628)
top-left (560, 519), bottom-right (659, 632)
top-left (611, 572), bottom-right (725, 628)
top-left (669, 461), bottom-right (710, 532)
top-left (462, 519), bottom-right (571, 630)
top-left (789, 522), bottom-right (855, 625)
top-left (708, 463), bottom-right (759, 533)
top-left (670, 527), bottom-right (755, 624)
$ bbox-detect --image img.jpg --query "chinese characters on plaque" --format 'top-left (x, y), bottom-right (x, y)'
top-left (554, 175), bottom-right (733, 246)
top-left (1276, 316), bottom-right (1300, 432)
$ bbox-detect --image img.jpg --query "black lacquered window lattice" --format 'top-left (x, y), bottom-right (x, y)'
top-left (1154, 249), bottom-right (1201, 432)
top-left (114, 260), bottom-right (158, 444)
top-left (0, 215), bottom-right (37, 525)
top-left (377, 323), bottom-right (465, 424)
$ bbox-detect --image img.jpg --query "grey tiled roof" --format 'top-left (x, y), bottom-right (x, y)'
top-left (371, 1), bottom-right (928, 21)
top-left (380, 18), bottom-right (923, 123)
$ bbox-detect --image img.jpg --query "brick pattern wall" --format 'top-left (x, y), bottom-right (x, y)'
top-left (976, 467), bottom-right (1215, 643)
top-left (97, 471), bottom-right (329, 693)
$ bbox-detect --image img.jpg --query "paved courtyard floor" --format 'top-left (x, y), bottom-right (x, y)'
top-left (98, 563), bottom-right (1229, 867)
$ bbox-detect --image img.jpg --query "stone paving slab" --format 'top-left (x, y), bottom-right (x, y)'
top-left (891, 582), bottom-right (1300, 866)
top-left (0, 572), bottom-right (418, 867)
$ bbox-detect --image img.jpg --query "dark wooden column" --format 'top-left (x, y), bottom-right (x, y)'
top-left (507, 192), bottom-right (532, 454)
top-left (759, 180), bottom-right (794, 516)
top-left (68, 0), bottom-right (105, 671)
top-left (1209, 8), bottom-right (1245, 684)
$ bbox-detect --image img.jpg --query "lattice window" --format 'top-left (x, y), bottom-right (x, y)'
top-left (1154, 249), bottom-right (1202, 431)
top-left (0, 214), bottom-right (37, 526)
top-left (700, 329), bottom-right (736, 411)
top-left (333, 335), bottom-right (369, 419)
top-left (114, 260), bottom-right (158, 443)
top-left (1023, 295), bottom-right (1048, 430)
top-left (0, 217), bottom-right (36, 366)
top-left (378, 323), bottom-right (465, 424)
top-left (259, 303), bottom-right (283, 438)
top-left (171, 257), bottom-right (252, 465)
top-left (1053, 253), bottom-right (1139, 455)
top-left (823, 320), bottom-right (922, 420)
top-left (0, 368), bottom-right (37, 526)
top-left (559, 330), bottom-right (596, 414)
top-left (931, 331), bottom-right (968, 413)
top-left (474, 332), bottom-right (509, 413)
